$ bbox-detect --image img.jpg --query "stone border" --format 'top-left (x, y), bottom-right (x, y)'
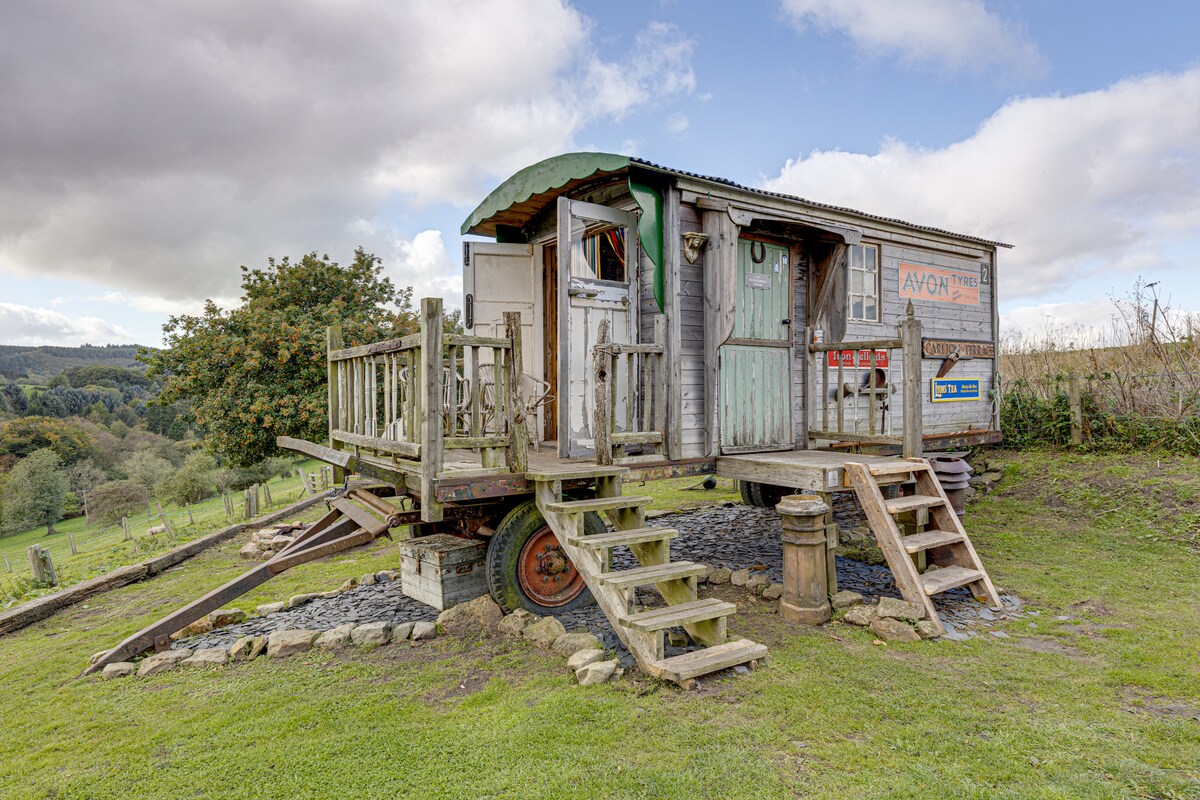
top-left (0, 491), bottom-right (332, 637)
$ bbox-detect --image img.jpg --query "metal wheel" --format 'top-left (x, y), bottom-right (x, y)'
top-left (516, 525), bottom-right (586, 608)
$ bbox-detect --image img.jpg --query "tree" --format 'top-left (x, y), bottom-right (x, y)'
top-left (2, 449), bottom-right (70, 534)
top-left (86, 480), bottom-right (149, 527)
top-left (1, 381), bottom-right (26, 414)
top-left (143, 249), bottom-right (416, 465)
top-left (0, 416), bottom-right (98, 465)
top-left (66, 459), bottom-right (108, 523)
top-left (121, 449), bottom-right (174, 492)
top-left (155, 452), bottom-right (217, 506)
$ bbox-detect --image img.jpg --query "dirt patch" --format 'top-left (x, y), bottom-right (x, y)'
top-left (1010, 637), bottom-right (1091, 660)
top-left (423, 672), bottom-right (494, 703)
top-left (1120, 686), bottom-right (1200, 721)
top-left (1069, 599), bottom-right (1116, 617)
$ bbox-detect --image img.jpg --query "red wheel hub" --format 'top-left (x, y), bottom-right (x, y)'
top-left (517, 526), bottom-right (585, 607)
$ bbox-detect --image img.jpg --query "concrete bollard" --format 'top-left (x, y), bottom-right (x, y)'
top-left (776, 494), bottom-right (831, 625)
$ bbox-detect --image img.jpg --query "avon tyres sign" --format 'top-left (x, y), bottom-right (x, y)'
top-left (899, 263), bottom-right (980, 305)
top-left (931, 377), bottom-right (982, 402)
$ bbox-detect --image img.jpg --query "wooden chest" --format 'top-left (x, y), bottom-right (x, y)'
top-left (399, 534), bottom-right (489, 611)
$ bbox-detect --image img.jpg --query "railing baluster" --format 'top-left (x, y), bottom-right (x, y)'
top-left (625, 351), bottom-right (635, 434)
top-left (470, 345), bottom-right (482, 439)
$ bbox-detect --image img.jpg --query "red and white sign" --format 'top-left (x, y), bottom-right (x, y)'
top-left (899, 262), bottom-right (980, 305)
top-left (826, 349), bottom-right (889, 368)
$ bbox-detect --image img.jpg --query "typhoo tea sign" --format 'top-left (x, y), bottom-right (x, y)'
top-left (899, 263), bottom-right (980, 305)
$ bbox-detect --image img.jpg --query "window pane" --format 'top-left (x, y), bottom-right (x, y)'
top-left (852, 297), bottom-right (864, 319)
top-left (864, 297), bottom-right (877, 320)
top-left (851, 270), bottom-right (863, 292)
top-left (865, 247), bottom-right (877, 272)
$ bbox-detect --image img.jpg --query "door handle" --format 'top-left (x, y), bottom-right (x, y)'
top-left (781, 318), bottom-right (792, 325)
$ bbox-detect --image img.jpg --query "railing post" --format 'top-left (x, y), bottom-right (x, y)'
top-left (654, 315), bottom-right (668, 450)
top-left (419, 297), bottom-right (445, 521)
top-left (504, 312), bottom-right (528, 473)
top-left (327, 325), bottom-right (344, 484)
top-left (593, 319), bottom-right (613, 465)
top-left (900, 301), bottom-right (923, 459)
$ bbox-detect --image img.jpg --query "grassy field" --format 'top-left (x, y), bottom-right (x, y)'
top-left (0, 460), bottom-right (325, 603)
top-left (0, 455), bottom-right (1197, 799)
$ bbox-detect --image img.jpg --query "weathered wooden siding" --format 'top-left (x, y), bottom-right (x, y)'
top-left (791, 244), bottom-right (809, 446)
top-left (840, 241), bottom-right (996, 435)
top-left (677, 202), bottom-right (707, 456)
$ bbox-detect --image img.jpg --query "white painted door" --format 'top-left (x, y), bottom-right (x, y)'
top-left (555, 198), bottom-right (637, 457)
top-left (462, 242), bottom-right (541, 428)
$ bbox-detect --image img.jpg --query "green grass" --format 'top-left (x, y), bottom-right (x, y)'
top-left (0, 460), bottom-right (324, 603)
top-left (0, 450), bottom-right (1197, 799)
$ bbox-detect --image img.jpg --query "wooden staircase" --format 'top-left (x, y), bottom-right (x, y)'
top-left (845, 458), bottom-right (1002, 635)
top-left (529, 466), bottom-right (766, 687)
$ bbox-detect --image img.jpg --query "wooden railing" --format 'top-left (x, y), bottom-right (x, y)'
top-left (592, 316), bottom-right (667, 465)
top-left (325, 298), bottom-right (527, 521)
top-left (806, 305), bottom-right (923, 458)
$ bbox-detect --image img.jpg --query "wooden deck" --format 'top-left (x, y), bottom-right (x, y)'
top-left (717, 449), bottom-right (899, 493)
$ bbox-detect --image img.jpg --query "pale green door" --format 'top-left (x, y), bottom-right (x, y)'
top-left (719, 239), bottom-right (793, 453)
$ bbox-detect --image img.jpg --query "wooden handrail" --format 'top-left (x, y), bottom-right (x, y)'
top-left (593, 315), bottom-right (668, 466)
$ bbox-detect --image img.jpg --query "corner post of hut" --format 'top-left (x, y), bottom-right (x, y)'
top-left (776, 494), bottom-right (831, 625)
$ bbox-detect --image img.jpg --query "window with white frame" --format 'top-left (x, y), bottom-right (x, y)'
top-left (847, 244), bottom-right (880, 322)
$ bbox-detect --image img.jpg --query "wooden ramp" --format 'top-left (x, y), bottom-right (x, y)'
top-left (845, 458), bottom-right (1001, 635)
top-left (529, 466), bottom-right (766, 687)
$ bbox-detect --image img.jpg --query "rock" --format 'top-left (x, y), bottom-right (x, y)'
top-left (762, 583), bottom-right (784, 600)
top-left (876, 597), bottom-right (925, 621)
top-left (287, 593), bottom-right (320, 609)
top-left (240, 542), bottom-right (263, 560)
top-left (338, 578), bottom-right (358, 594)
top-left (392, 621), bottom-right (416, 641)
top-left (359, 572), bottom-right (377, 587)
top-left (870, 618), bottom-right (921, 643)
top-left (567, 649), bottom-right (605, 670)
top-left (248, 635), bottom-right (269, 660)
top-left (101, 662), bottom-right (136, 680)
top-left (315, 624), bottom-right (356, 648)
top-left (178, 618), bottom-right (214, 637)
top-left (916, 620), bottom-right (941, 640)
top-left (229, 636), bottom-right (265, 662)
top-left (551, 632), bottom-right (601, 658)
top-left (497, 609), bottom-right (539, 638)
top-left (746, 574), bottom-right (770, 592)
top-left (350, 621), bottom-right (392, 647)
top-left (208, 608), bottom-right (246, 628)
top-left (267, 535), bottom-right (295, 551)
top-left (256, 602), bottom-right (286, 616)
top-left (523, 617), bottom-right (567, 649)
top-left (831, 590), bottom-right (865, 610)
top-left (989, 630), bottom-right (1010, 639)
top-left (88, 650), bottom-right (108, 666)
top-left (730, 568), bottom-right (751, 587)
top-left (436, 595), bottom-right (504, 636)
top-left (267, 629), bottom-right (320, 658)
top-left (708, 567), bottom-right (732, 585)
top-left (181, 647), bottom-right (229, 667)
top-left (576, 658), bottom-right (619, 686)
top-left (410, 621), bottom-right (437, 642)
top-left (843, 605), bottom-right (878, 627)
top-left (137, 649), bottom-right (192, 677)
top-left (377, 570), bottom-right (402, 582)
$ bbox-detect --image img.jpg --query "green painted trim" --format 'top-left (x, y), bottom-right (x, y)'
top-left (628, 178), bottom-right (664, 312)
top-left (460, 152), bottom-right (631, 236)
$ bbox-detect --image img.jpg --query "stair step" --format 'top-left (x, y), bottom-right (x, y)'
top-left (621, 599), bottom-right (736, 632)
top-left (526, 466), bottom-right (628, 482)
top-left (867, 460), bottom-right (928, 477)
top-left (596, 561), bottom-right (707, 590)
top-left (902, 528), bottom-right (965, 554)
top-left (571, 527), bottom-right (678, 550)
top-left (544, 495), bottom-right (654, 515)
top-left (884, 494), bottom-right (944, 515)
top-left (921, 565), bottom-right (984, 595)
top-left (653, 638), bottom-right (769, 683)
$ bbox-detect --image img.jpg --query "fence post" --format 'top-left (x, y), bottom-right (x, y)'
top-left (67, 533), bottom-right (77, 555)
top-left (263, 483), bottom-right (273, 508)
top-left (122, 516), bottom-right (131, 540)
top-left (327, 325), bottom-right (345, 484)
top-left (4, 552), bottom-right (12, 573)
top-left (504, 311), bottom-right (528, 473)
top-left (900, 302), bottom-right (924, 459)
top-left (419, 297), bottom-right (445, 522)
top-left (27, 545), bottom-right (56, 586)
top-left (593, 319), bottom-right (613, 465)
top-left (186, 504), bottom-right (195, 526)
top-left (1068, 372), bottom-right (1083, 445)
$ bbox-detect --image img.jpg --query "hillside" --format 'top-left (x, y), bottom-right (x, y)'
top-left (0, 344), bottom-right (151, 381)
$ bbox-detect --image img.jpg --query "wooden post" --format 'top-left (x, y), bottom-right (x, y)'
top-left (504, 312), bottom-right (529, 473)
top-left (3, 552), bottom-right (11, 573)
top-left (121, 516), bottom-right (131, 540)
top-left (1068, 372), bottom-right (1083, 445)
top-left (156, 502), bottom-right (174, 534)
top-left (593, 318), bottom-right (613, 465)
top-left (654, 315), bottom-right (668, 452)
top-left (185, 504), bottom-right (195, 526)
top-left (27, 545), bottom-right (56, 586)
top-left (67, 533), bottom-right (77, 555)
top-left (776, 495), bottom-right (831, 624)
top-left (419, 297), bottom-right (445, 522)
top-left (900, 302), bottom-right (924, 459)
top-left (327, 325), bottom-right (345, 484)
top-left (263, 483), bottom-right (273, 508)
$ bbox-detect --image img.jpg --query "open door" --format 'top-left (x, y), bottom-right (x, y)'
top-left (555, 197), bottom-right (638, 458)
top-left (462, 242), bottom-right (542, 430)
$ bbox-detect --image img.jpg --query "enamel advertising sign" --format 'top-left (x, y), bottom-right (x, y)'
top-left (930, 377), bottom-right (982, 402)
top-left (825, 349), bottom-right (890, 368)
top-left (899, 263), bottom-right (980, 305)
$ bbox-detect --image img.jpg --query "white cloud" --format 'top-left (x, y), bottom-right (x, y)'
top-left (762, 68), bottom-right (1200, 302)
top-left (0, 302), bottom-right (133, 346)
top-left (387, 230), bottom-right (464, 311)
top-left (779, 0), bottom-right (1045, 76)
top-left (0, 2), bottom-right (696, 303)
top-left (666, 113), bottom-right (690, 134)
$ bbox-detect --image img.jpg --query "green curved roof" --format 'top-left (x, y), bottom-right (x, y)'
top-left (460, 152), bottom-right (631, 236)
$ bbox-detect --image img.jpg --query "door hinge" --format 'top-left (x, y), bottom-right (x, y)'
top-left (462, 242), bottom-right (469, 268)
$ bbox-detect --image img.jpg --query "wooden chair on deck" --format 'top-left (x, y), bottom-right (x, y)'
top-left (478, 364), bottom-right (553, 449)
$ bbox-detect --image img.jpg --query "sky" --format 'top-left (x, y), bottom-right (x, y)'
top-left (1, 0), bottom-right (1198, 347)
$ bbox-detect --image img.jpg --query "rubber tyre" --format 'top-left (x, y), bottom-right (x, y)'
top-left (486, 499), bottom-right (602, 615)
top-left (739, 480), bottom-right (756, 506)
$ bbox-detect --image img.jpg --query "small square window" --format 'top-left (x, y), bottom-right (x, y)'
top-left (847, 244), bottom-right (880, 322)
